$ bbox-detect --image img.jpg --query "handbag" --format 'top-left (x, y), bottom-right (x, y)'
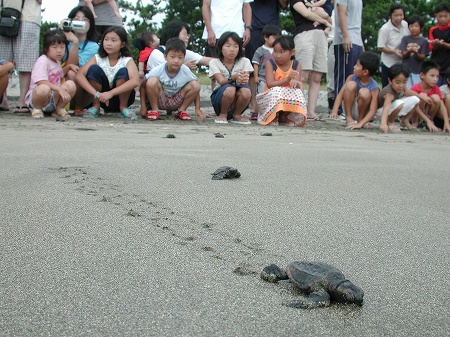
top-left (0, 0), bottom-right (24, 38)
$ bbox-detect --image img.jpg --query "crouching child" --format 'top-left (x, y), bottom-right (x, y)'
top-left (142, 38), bottom-right (200, 121)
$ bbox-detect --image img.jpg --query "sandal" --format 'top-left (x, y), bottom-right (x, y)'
top-left (121, 108), bottom-right (137, 120)
top-left (52, 108), bottom-right (71, 120)
top-left (14, 105), bottom-right (30, 114)
top-left (31, 108), bottom-right (44, 119)
top-left (177, 111), bottom-right (191, 120)
top-left (73, 109), bottom-right (86, 117)
top-left (214, 117), bottom-right (228, 124)
top-left (145, 110), bottom-right (160, 120)
top-left (83, 107), bottom-right (99, 118)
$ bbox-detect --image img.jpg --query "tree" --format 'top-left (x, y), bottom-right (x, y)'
top-left (161, 0), bottom-right (203, 54)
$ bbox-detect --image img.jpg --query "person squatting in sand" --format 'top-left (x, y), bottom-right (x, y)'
top-left (25, 30), bottom-right (76, 120)
top-left (209, 31), bottom-right (253, 124)
top-left (329, 51), bottom-right (380, 129)
top-left (75, 26), bottom-right (140, 119)
top-left (377, 64), bottom-right (439, 133)
top-left (143, 38), bottom-right (200, 121)
top-left (256, 36), bottom-right (307, 126)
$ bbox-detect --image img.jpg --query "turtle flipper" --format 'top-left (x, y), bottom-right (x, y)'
top-left (261, 264), bottom-right (289, 283)
top-left (283, 290), bottom-right (330, 309)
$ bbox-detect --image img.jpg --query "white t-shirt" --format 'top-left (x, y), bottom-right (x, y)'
top-left (147, 47), bottom-right (203, 72)
top-left (377, 20), bottom-right (409, 67)
top-left (209, 57), bottom-right (253, 90)
top-left (202, 0), bottom-right (253, 39)
top-left (95, 54), bottom-right (132, 87)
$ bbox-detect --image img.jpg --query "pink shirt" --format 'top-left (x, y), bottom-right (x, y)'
top-left (25, 55), bottom-right (64, 105)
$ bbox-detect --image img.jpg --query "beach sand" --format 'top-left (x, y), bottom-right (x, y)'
top-left (1, 85), bottom-right (449, 336)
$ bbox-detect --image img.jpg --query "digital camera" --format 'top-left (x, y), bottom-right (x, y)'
top-left (62, 20), bottom-right (86, 32)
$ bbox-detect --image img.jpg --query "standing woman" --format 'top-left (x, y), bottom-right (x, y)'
top-left (0, 0), bottom-right (42, 113)
top-left (290, 0), bottom-right (332, 120)
top-left (75, 26), bottom-right (139, 119)
top-left (79, 0), bottom-right (122, 36)
top-left (377, 3), bottom-right (409, 88)
top-left (62, 5), bottom-right (99, 115)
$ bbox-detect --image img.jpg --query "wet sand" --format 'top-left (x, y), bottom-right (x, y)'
top-left (1, 92), bottom-right (449, 336)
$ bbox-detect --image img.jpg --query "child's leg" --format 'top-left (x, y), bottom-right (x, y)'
top-left (113, 78), bottom-right (134, 112)
top-left (88, 79), bottom-right (102, 110)
top-left (356, 88), bottom-right (371, 122)
top-left (342, 81), bottom-right (357, 123)
top-left (311, 7), bottom-right (329, 20)
top-left (54, 80), bottom-right (76, 113)
top-left (218, 86), bottom-right (237, 120)
top-left (145, 77), bottom-right (163, 111)
top-left (232, 87), bottom-right (251, 121)
top-left (438, 100), bottom-right (450, 132)
top-left (0, 72), bottom-right (9, 97)
top-left (427, 94), bottom-right (441, 120)
top-left (139, 81), bottom-right (148, 117)
top-left (30, 84), bottom-right (51, 109)
top-left (178, 81), bottom-right (200, 111)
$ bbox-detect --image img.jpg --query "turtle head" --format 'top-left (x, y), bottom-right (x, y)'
top-left (331, 280), bottom-right (364, 306)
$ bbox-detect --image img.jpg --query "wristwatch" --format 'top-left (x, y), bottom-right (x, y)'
top-left (245, 25), bottom-right (252, 31)
top-left (228, 76), bottom-right (233, 84)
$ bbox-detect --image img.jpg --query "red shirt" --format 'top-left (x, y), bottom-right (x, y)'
top-left (411, 83), bottom-right (442, 100)
top-left (138, 47), bottom-right (154, 71)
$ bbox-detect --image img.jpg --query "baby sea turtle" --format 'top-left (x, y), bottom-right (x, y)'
top-left (211, 166), bottom-right (241, 180)
top-left (261, 261), bottom-right (364, 309)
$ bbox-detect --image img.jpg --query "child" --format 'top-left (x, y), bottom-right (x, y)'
top-left (411, 61), bottom-right (450, 132)
top-left (209, 31), bottom-right (253, 124)
top-left (439, 67), bottom-right (450, 125)
top-left (399, 15), bottom-right (429, 88)
top-left (75, 26), bottom-right (140, 119)
top-left (84, 0), bottom-right (122, 21)
top-left (143, 38), bottom-right (200, 121)
top-left (0, 59), bottom-right (14, 108)
top-left (329, 51), bottom-right (380, 129)
top-left (134, 32), bottom-right (160, 80)
top-left (428, 3), bottom-right (450, 86)
top-left (377, 64), bottom-right (438, 133)
top-left (251, 24), bottom-right (282, 119)
top-left (25, 30), bottom-right (76, 119)
top-left (305, 0), bottom-right (333, 20)
top-left (256, 36), bottom-right (306, 126)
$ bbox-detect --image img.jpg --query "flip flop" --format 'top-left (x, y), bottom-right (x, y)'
top-left (14, 106), bottom-right (30, 113)
top-left (121, 108), bottom-right (137, 120)
top-left (177, 111), bottom-right (191, 120)
top-left (83, 107), bottom-right (99, 118)
top-left (145, 110), bottom-right (160, 120)
top-left (214, 117), bottom-right (228, 124)
top-left (31, 108), bottom-right (44, 119)
top-left (307, 115), bottom-right (324, 121)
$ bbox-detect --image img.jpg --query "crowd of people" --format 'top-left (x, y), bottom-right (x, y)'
top-left (0, 0), bottom-right (449, 133)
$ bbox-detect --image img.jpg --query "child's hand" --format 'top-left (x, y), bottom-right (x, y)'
top-left (290, 79), bottom-right (301, 89)
top-left (288, 70), bottom-right (299, 80)
top-left (380, 123), bottom-right (389, 133)
top-left (68, 64), bottom-right (79, 73)
top-left (138, 70), bottom-right (144, 78)
top-left (426, 121), bottom-right (440, 133)
top-left (58, 88), bottom-right (71, 104)
top-left (419, 93), bottom-right (432, 105)
top-left (442, 123), bottom-right (450, 133)
top-left (98, 91), bottom-right (114, 106)
top-left (195, 108), bottom-right (206, 121)
top-left (254, 75), bottom-right (260, 84)
top-left (236, 71), bottom-right (249, 84)
top-left (328, 110), bottom-right (338, 119)
top-left (184, 60), bottom-right (197, 70)
top-left (395, 49), bottom-right (402, 58)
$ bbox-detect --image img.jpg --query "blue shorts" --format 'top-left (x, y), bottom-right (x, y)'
top-left (86, 65), bottom-right (135, 112)
top-left (210, 83), bottom-right (251, 118)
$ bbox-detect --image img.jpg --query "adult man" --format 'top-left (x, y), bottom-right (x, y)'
top-left (202, 0), bottom-right (253, 57)
top-left (333, 0), bottom-right (363, 113)
top-left (0, 0), bottom-right (42, 113)
top-left (244, 0), bottom-right (288, 60)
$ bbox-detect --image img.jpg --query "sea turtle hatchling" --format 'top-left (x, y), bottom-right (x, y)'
top-left (261, 261), bottom-right (364, 308)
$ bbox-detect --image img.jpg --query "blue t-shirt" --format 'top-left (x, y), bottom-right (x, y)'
top-left (352, 75), bottom-right (379, 92)
top-left (63, 40), bottom-right (99, 67)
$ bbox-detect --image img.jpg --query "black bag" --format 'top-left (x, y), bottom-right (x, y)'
top-left (0, 7), bottom-right (21, 38)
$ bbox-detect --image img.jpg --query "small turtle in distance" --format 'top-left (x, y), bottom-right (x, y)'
top-left (211, 166), bottom-right (241, 180)
top-left (261, 261), bottom-right (364, 309)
